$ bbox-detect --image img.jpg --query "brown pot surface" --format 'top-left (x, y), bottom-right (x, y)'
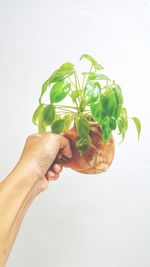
top-left (60, 125), bottom-right (115, 174)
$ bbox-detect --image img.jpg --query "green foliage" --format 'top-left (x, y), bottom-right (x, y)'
top-left (33, 54), bottom-right (141, 154)
top-left (131, 117), bottom-right (141, 141)
top-left (75, 116), bottom-right (91, 155)
top-left (51, 119), bottom-right (65, 133)
top-left (117, 108), bottom-right (128, 142)
top-left (80, 54), bottom-right (104, 70)
top-left (42, 104), bottom-right (55, 126)
top-left (50, 82), bottom-right (71, 103)
top-left (32, 104), bottom-right (44, 125)
top-left (63, 114), bottom-right (73, 131)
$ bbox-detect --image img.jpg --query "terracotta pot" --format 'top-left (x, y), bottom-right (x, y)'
top-left (60, 125), bottom-right (115, 174)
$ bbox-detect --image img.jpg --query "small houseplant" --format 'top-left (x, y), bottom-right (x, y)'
top-left (32, 54), bottom-right (141, 174)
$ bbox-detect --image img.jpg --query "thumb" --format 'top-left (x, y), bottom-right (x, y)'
top-left (58, 135), bottom-right (72, 159)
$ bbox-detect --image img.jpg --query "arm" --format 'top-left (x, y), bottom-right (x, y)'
top-left (0, 132), bottom-right (72, 267)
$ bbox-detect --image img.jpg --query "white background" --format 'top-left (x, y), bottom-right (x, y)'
top-left (0, 0), bottom-right (150, 266)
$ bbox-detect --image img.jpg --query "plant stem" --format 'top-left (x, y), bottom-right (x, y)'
top-left (68, 78), bottom-right (76, 89)
top-left (54, 105), bottom-right (77, 110)
top-left (82, 64), bottom-right (93, 100)
top-left (56, 107), bottom-right (76, 114)
top-left (74, 72), bottom-right (81, 105)
top-left (82, 74), bottom-right (86, 91)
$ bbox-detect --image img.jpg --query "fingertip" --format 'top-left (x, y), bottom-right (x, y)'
top-left (46, 171), bottom-right (59, 181)
top-left (52, 163), bottom-right (63, 173)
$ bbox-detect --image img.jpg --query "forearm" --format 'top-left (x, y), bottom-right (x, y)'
top-left (0, 161), bottom-right (38, 267)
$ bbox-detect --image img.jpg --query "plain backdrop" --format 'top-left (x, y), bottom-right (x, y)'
top-left (0, 0), bottom-right (150, 266)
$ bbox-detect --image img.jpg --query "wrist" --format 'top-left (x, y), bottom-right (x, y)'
top-left (5, 159), bottom-right (42, 198)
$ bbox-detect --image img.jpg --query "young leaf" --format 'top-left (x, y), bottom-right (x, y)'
top-left (42, 104), bottom-right (55, 125)
top-left (131, 117), bottom-right (141, 141)
top-left (51, 119), bottom-right (65, 133)
top-left (71, 90), bottom-right (82, 103)
top-left (90, 97), bottom-right (103, 123)
top-left (80, 54), bottom-right (104, 70)
top-left (84, 81), bottom-right (94, 97)
top-left (50, 82), bottom-right (71, 103)
top-left (39, 78), bottom-right (51, 103)
top-left (89, 73), bottom-right (110, 81)
top-left (117, 118), bottom-right (126, 141)
top-left (32, 104), bottom-right (44, 125)
top-left (59, 62), bottom-right (74, 70)
top-left (50, 62), bottom-right (74, 83)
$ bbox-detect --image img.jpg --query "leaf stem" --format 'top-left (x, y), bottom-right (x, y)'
top-left (74, 72), bottom-right (81, 105)
top-left (54, 104), bottom-right (77, 110)
top-left (83, 64), bottom-right (93, 98)
top-left (55, 107), bottom-right (76, 114)
top-left (68, 78), bottom-right (76, 89)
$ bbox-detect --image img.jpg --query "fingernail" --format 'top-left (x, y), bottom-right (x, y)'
top-left (55, 166), bottom-right (61, 173)
top-left (49, 172), bottom-right (55, 177)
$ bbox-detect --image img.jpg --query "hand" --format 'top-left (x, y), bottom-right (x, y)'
top-left (18, 132), bottom-right (72, 193)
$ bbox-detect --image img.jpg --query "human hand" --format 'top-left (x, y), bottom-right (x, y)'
top-left (18, 132), bottom-right (72, 193)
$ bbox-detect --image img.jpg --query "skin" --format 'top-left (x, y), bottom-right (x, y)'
top-left (0, 132), bottom-right (72, 267)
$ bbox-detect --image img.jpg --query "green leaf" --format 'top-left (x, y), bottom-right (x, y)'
top-left (111, 84), bottom-right (123, 107)
top-left (42, 104), bottom-right (55, 126)
top-left (102, 127), bottom-right (111, 142)
top-left (84, 81), bottom-right (94, 97)
top-left (71, 90), bottom-right (82, 103)
top-left (75, 115), bottom-right (91, 155)
top-left (100, 89), bottom-right (117, 117)
top-left (89, 73), bottom-right (110, 81)
top-left (117, 108), bottom-right (128, 142)
top-left (51, 119), bottom-right (65, 133)
top-left (39, 78), bottom-right (51, 103)
top-left (84, 81), bottom-right (101, 103)
top-left (109, 116), bottom-right (117, 130)
top-left (38, 120), bottom-right (46, 133)
top-left (101, 116), bottom-right (110, 128)
top-left (54, 114), bottom-right (61, 120)
top-left (101, 116), bottom-right (112, 142)
top-left (59, 62), bottom-right (74, 70)
top-left (117, 118), bottom-right (126, 141)
top-left (32, 104), bottom-right (44, 125)
top-left (50, 82), bottom-right (71, 103)
top-left (80, 54), bottom-right (104, 70)
top-left (50, 62), bottom-right (74, 83)
top-left (39, 63), bottom-right (74, 102)
top-left (131, 117), bottom-right (141, 141)
top-left (63, 114), bottom-right (73, 132)
top-left (75, 116), bottom-right (89, 138)
top-left (90, 97), bottom-right (103, 123)
top-left (76, 135), bottom-right (91, 156)
top-left (37, 106), bottom-right (46, 133)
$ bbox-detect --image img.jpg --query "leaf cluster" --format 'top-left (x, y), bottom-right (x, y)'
top-left (32, 54), bottom-right (141, 155)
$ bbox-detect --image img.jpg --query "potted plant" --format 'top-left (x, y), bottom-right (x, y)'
top-left (32, 54), bottom-right (141, 174)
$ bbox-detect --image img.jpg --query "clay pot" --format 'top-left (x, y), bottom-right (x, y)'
top-left (60, 125), bottom-right (115, 174)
